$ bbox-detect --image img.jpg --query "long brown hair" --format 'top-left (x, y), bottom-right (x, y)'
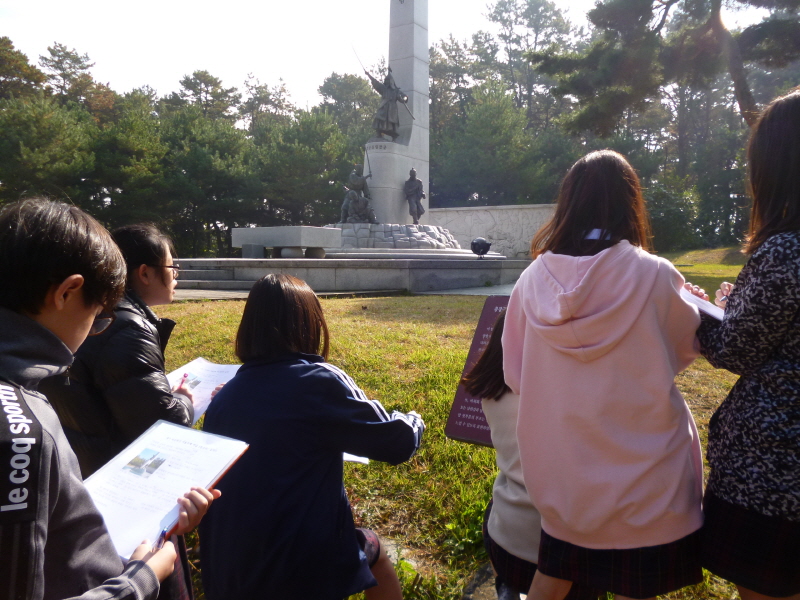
top-left (235, 274), bottom-right (330, 363)
top-left (530, 150), bottom-right (652, 258)
top-left (460, 310), bottom-right (510, 401)
top-left (744, 87), bottom-right (800, 254)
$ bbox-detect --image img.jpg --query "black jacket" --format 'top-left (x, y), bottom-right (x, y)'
top-left (200, 353), bottom-right (424, 600)
top-left (40, 291), bottom-right (194, 478)
top-left (0, 306), bottom-right (160, 600)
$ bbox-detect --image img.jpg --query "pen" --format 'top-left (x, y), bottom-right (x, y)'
top-left (153, 527), bottom-right (168, 551)
top-left (179, 373), bottom-right (188, 386)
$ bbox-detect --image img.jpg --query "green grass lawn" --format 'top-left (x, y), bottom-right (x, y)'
top-left (158, 249), bottom-right (748, 600)
top-left (660, 247), bottom-right (746, 297)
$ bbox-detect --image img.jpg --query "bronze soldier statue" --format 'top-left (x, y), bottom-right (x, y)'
top-left (340, 164), bottom-right (372, 223)
top-left (344, 190), bottom-right (378, 224)
top-left (403, 168), bottom-right (426, 225)
top-left (366, 67), bottom-right (408, 141)
top-left (349, 164), bottom-right (371, 199)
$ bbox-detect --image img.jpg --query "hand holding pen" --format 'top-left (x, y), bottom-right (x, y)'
top-left (130, 539), bottom-right (176, 582)
top-left (129, 485), bottom-right (221, 581)
top-left (171, 372), bottom-right (195, 405)
top-left (715, 281), bottom-right (734, 308)
top-left (154, 485), bottom-right (222, 547)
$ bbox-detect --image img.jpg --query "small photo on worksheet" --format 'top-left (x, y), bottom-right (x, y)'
top-left (122, 449), bottom-right (166, 479)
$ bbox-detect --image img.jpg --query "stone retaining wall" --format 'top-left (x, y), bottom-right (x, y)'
top-left (337, 223), bottom-right (461, 250)
top-left (429, 204), bottom-right (555, 258)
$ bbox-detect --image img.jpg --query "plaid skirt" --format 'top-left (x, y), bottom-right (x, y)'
top-left (702, 491), bottom-right (800, 597)
top-left (483, 501), bottom-right (600, 600)
top-left (483, 500), bottom-right (538, 593)
top-left (537, 528), bottom-right (702, 599)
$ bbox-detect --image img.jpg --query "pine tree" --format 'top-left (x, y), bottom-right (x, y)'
top-left (528, 0), bottom-right (800, 133)
top-left (0, 37), bottom-right (46, 100)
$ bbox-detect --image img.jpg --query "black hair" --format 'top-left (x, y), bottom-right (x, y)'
top-left (236, 274), bottom-right (330, 363)
top-left (0, 198), bottom-right (126, 314)
top-left (460, 310), bottom-right (511, 401)
top-left (112, 223), bottom-right (175, 287)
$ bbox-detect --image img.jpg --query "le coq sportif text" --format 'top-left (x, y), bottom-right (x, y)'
top-left (1, 383), bottom-right (36, 513)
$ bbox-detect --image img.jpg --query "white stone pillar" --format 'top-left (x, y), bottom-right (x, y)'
top-left (365, 0), bottom-right (430, 225)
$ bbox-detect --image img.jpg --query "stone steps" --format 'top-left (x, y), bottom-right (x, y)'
top-left (179, 279), bottom-right (254, 290)
top-left (179, 279), bottom-right (407, 294)
top-left (180, 269), bottom-right (233, 280)
top-left (324, 249), bottom-right (502, 260)
top-left (175, 257), bottom-right (529, 293)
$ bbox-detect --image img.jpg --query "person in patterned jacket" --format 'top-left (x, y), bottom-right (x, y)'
top-left (686, 87), bottom-right (800, 599)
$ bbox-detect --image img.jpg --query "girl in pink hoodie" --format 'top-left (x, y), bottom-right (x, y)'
top-left (503, 150), bottom-right (703, 600)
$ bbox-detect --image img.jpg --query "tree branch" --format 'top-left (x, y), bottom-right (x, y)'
top-left (708, 5), bottom-right (759, 126)
top-left (653, 0), bottom-right (680, 34)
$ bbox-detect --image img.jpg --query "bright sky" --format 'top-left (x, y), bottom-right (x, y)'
top-left (0, 0), bottom-right (766, 108)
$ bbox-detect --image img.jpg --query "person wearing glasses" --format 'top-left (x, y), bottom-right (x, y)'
top-left (0, 199), bottom-right (218, 600)
top-left (41, 223), bottom-right (198, 599)
top-left (42, 223), bottom-right (193, 478)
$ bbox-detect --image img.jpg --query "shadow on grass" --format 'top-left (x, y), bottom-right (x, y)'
top-left (718, 247), bottom-right (747, 265)
top-left (665, 247), bottom-right (747, 267)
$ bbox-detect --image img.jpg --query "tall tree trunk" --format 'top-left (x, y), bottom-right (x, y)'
top-left (225, 226), bottom-right (233, 257)
top-left (526, 79), bottom-right (534, 128)
top-left (708, 0), bottom-right (759, 126)
top-left (212, 221), bottom-right (225, 257)
top-left (191, 203), bottom-right (199, 257)
top-left (677, 84), bottom-right (688, 179)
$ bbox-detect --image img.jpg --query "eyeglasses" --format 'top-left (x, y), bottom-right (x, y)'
top-left (88, 311), bottom-right (116, 336)
top-left (148, 264), bottom-right (181, 280)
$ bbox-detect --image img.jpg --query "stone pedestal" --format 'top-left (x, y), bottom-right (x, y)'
top-left (241, 244), bottom-right (264, 259)
top-left (365, 0), bottom-right (429, 225)
top-left (232, 226), bottom-right (341, 259)
top-left (336, 222), bottom-right (460, 250)
top-left (232, 226), bottom-right (341, 248)
top-left (365, 140), bottom-right (429, 225)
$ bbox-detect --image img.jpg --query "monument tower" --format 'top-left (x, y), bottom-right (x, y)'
top-left (365, 0), bottom-right (430, 225)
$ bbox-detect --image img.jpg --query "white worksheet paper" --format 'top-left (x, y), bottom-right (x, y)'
top-left (680, 287), bottom-right (725, 320)
top-left (166, 358), bottom-right (240, 424)
top-left (84, 420), bottom-right (248, 558)
top-left (167, 358), bottom-right (367, 462)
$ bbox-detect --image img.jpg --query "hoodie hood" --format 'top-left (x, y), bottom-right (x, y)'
top-left (522, 241), bottom-right (660, 362)
top-left (0, 306), bottom-right (73, 390)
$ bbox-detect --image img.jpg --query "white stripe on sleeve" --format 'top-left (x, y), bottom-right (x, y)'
top-left (317, 362), bottom-right (390, 422)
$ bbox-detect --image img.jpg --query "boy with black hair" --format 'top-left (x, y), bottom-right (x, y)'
top-left (0, 198), bottom-right (215, 600)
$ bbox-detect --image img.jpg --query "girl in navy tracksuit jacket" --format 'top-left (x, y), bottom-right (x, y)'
top-left (199, 274), bottom-right (425, 600)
